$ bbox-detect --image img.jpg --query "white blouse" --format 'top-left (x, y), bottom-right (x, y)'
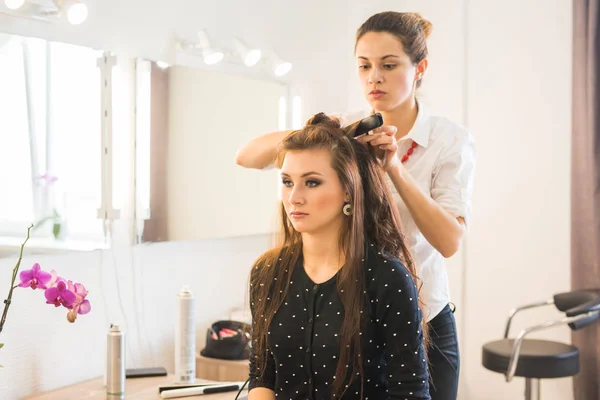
top-left (337, 102), bottom-right (476, 322)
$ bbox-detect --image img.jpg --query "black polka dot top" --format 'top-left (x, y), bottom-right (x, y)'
top-left (249, 245), bottom-right (431, 399)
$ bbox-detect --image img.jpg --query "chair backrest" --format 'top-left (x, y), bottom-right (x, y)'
top-left (553, 289), bottom-right (600, 330)
top-left (554, 289), bottom-right (600, 311)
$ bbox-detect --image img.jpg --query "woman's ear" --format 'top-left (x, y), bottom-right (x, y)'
top-left (416, 58), bottom-right (428, 81)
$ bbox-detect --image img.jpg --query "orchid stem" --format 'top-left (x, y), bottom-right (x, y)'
top-left (0, 224), bottom-right (33, 334)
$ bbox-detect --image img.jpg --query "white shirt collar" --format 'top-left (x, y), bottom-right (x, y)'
top-left (400, 99), bottom-right (430, 148)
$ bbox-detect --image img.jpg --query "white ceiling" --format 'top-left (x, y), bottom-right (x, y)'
top-left (0, 0), bottom-right (463, 116)
top-left (0, 0), bottom-right (357, 112)
top-left (0, 0), bottom-right (349, 76)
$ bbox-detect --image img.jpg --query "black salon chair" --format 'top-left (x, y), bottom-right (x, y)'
top-left (481, 289), bottom-right (600, 400)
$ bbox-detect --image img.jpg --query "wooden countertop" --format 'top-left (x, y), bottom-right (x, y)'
top-left (25, 374), bottom-right (248, 400)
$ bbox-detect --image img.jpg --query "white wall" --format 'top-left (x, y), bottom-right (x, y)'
top-left (464, 1), bottom-right (572, 399)
top-left (0, 0), bottom-right (574, 399)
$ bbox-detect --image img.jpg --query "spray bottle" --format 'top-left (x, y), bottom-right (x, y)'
top-left (106, 324), bottom-right (125, 399)
top-left (175, 286), bottom-right (196, 383)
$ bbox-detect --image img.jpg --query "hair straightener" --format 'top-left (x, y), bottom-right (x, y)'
top-left (344, 112), bottom-right (384, 137)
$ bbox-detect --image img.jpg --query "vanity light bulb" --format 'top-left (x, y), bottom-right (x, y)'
top-left (5, 0), bottom-right (25, 10)
top-left (203, 49), bottom-right (224, 65)
top-left (274, 61), bottom-right (292, 77)
top-left (67, 2), bottom-right (88, 25)
top-left (244, 49), bottom-right (261, 67)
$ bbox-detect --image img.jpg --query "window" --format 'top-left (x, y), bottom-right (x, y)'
top-left (0, 35), bottom-right (104, 242)
top-left (48, 41), bottom-right (103, 240)
top-left (0, 36), bottom-right (35, 232)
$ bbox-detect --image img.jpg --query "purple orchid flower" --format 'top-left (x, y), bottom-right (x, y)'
top-left (44, 281), bottom-right (76, 308)
top-left (36, 173), bottom-right (58, 185)
top-left (66, 281), bottom-right (91, 323)
top-left (45, 270), bottom-right (66, 289)
top-left (18, 263), bottom-right (51, 290)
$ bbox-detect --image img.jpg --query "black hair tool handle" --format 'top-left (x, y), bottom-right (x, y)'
top-left (353, 113), bottom-right (383, 137)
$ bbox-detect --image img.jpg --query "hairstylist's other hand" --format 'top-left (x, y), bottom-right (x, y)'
top-left (355, 125), bottom-right (399, 172)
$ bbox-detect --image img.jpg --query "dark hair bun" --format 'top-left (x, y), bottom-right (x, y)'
top-left (305, 112), bottom-right (341, 129)
top-left (412, 13), bottom-right (433, 38)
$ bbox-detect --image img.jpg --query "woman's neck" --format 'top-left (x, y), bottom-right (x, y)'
top-left (301, 228), bottom-right (344, 279)
top-left (378, 96), bottom-right (419, 140)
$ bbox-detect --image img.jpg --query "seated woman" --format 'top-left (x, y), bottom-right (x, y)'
top-left (248, 113), bottom-right (430, 400)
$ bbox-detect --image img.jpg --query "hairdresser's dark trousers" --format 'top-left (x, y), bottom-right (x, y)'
top-left (427, 303), bottom-right (460, 400)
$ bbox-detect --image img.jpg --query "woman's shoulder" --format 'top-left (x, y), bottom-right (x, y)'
top-left (250, 248), bottom-right (283, 280)
top-left (426, 114), bottom-right (474, 146)
top-left (419, 113), bottom-right (476, 167)
top-left (250, 246), bottom-right (300, 279)
top-left (364, 247), bottom-right (418, 293)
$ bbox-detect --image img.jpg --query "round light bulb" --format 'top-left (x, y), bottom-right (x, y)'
top-left (5, 0), bottom-right (25, 10)
top-left (244, 49), bottom-right (261, 67)
top-left (274, 62), bottom-right (292, 77)
top-left (203, 50), bottom-right (224, 65)
top-left (67, 3), bottom-right (88, 25)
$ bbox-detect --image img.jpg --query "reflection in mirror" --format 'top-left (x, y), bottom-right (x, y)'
top-left (0, 32), bottom-right (107, 247)
top-left (137, 61), bottom-right (291, 242)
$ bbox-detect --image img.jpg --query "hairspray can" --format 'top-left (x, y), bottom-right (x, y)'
top-left (107, 324), bottom-right (125, 399)
top-left (175, 286), bottom-right (196, 383)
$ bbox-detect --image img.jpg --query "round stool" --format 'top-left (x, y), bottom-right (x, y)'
top-left (482, 338), bottom-right (579, 400)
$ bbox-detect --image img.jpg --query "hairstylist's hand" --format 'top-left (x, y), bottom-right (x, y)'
top-left (356, 125), bottom-right (399, 172)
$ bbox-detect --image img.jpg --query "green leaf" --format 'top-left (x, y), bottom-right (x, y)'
top-left (52, 222), bottom-right (61, 239)
top-left (0, 343), bottom-right (4, 348)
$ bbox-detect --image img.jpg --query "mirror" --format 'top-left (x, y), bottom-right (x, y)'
top-left (0, 30), bottom-right (293, 246)
top-left (0, 32), bottom-right (108, 247)
top-left (136, 60), bottom-right (290, 242)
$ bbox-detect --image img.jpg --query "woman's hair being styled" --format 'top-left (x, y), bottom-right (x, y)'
top-left (249, 113), bottom-right (427, 399)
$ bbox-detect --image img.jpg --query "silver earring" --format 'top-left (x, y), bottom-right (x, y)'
top-left (343, 203), bottom-right (352, 216)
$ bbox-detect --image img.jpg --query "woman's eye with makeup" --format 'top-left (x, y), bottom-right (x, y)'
top-left (306, 180), bottom-right (321, 188)
top-left (281, 179), bottom-right (293, 187)
top-left (358, 64), bottom-right (370, 70)
top-left (383, 64), bottom-right (397, 70)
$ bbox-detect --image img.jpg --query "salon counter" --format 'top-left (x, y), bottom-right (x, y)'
top-left (24, 375), bottom-right (248, 400)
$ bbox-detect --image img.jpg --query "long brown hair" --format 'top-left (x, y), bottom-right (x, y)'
top-left (249, 113), bottom-right (426, 398)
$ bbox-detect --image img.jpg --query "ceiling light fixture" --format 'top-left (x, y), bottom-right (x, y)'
top-left (2, 0), bottom-right (88, 24)
top-left (231, 38), bottom-right (261, 67)
top-left (61, 0), bottom-right (88, 25)
top-left (270, 53), bottom-right (292, 77)
top-left (196, 30), bottom-right (224, 65)
top-left (4, 0), bottom-right (25, 10)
